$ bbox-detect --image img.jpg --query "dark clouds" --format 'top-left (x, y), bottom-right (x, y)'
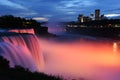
top-left (0, 0), bottom-right (119, 22)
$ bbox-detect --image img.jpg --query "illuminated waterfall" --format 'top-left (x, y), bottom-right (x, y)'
top-left (7, 28), bottom-right (35, 34)
top-left (0, 31), bottom-right (44, 71)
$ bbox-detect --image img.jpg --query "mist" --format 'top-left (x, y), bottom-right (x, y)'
top-left (39, 38), bottom-right (120, 80)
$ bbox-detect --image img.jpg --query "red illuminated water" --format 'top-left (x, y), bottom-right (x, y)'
top-left (7, 28), bottom-right (35, 34)
top-left (39, 37), bottom-right (120, 80)
top-left (0, 28), bottom-right (120, 80)
top-left (0, 29), bottom-right (44, 71)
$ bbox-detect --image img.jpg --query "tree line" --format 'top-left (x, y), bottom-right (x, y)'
top-left (0, 15), bottom-right (43, 29)
top-left (0, 15), bottom-right (50, 36)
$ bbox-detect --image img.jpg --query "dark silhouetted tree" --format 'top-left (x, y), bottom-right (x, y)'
top-left (0, 56), bottom-right (63, 80)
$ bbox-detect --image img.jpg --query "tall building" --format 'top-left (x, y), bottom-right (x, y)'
top-left (78, 14), bottom-right (84, 22)
top-left (95, 9), bottom-right (100, 20)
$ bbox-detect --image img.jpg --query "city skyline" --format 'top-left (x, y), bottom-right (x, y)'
top-left (0, 0), bottom-right (120, 22)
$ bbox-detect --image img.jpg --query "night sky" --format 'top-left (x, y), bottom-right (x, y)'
top-left (0, 0), bottom-right (120, 22)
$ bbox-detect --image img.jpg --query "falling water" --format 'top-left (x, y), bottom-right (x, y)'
top-left (0, 29), bottom-right (44, 71)
top-left (0, 42), bottom-right (37, 71)
top-left (1, 28), bottom-right (120, 80)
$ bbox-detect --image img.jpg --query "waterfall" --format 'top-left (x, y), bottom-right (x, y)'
top-left (0, 30), bottom-right (44, 72)
top-left (7, 28), bottom-right (35, 34)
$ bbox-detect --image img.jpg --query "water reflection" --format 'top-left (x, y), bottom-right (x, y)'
top-left (113, 42), bottom-right (118, 53)
top-left (39, 37), bottom-right (120, 80)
